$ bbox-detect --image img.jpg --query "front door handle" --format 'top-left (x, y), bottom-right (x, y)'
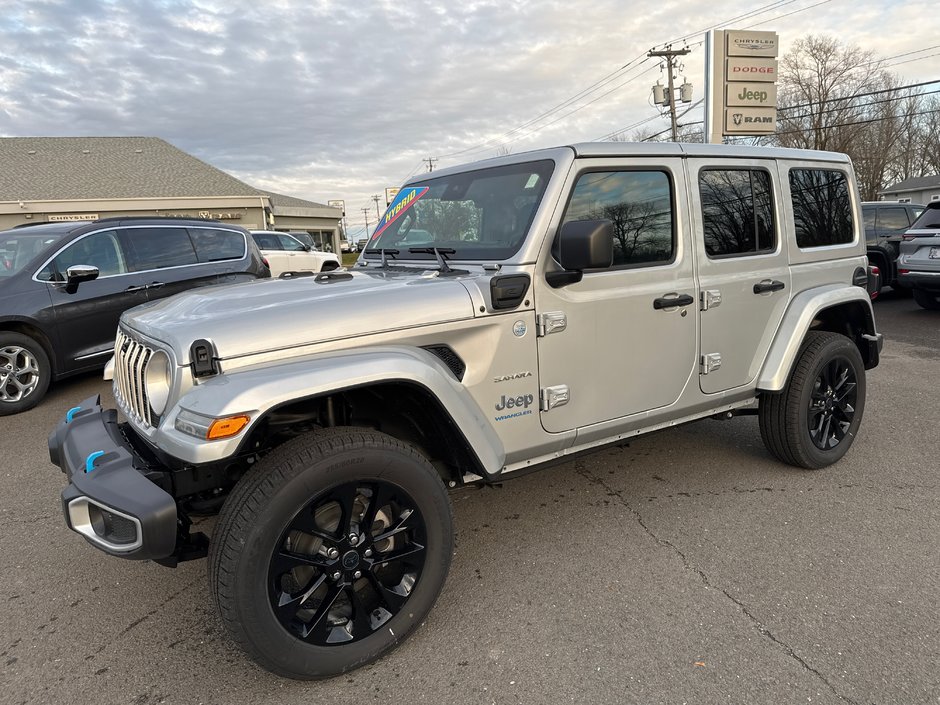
top-left (753, 279), bottom-right (785, 294)
top-left (147, 281), bottom-right (165, 290)
top-left (653, 293), bottom-right (695, 310)
top-left (125, 284), bottom-right (147, 293)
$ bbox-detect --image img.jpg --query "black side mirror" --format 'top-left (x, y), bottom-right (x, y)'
top-left (547, 220), bottom-right (613, 288)
top-left (64, 264), bottom-right (99, 293)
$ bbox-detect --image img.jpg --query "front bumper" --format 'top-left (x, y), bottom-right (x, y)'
top-left (49, 395), bottom-right (177, 560)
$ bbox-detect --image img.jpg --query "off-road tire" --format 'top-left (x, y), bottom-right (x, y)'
top-left (208, 427), bottom-right (453, 679)
top-left (0, 332), bottom-right (51, 416)
top-left (759, 332), bottom-right (866, 469)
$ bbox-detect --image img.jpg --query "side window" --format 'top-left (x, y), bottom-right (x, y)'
top-left (276, 233), bottom-right (305, 251)
top-left (862, 208), bottom-right (875, 230)
top-left (699, 169), bottom-right (775, 257)
top-left (122, 228), bottom-right (198, 271)
top-left (876, 207), bottom-right (910, 232)
top-left (789, 169), bottom-right (854, 248)
top-left (44, 230), bottom-right (128, 280)
top-left (562, 170), bottom-right (674, 267)
top-left (189, 228), bottom-right (246, 262)
top-left (252, 232), bottom-right (280, 250)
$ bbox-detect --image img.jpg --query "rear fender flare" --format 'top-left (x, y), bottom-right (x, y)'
top-left (757, 285), bottom-right (877, 392)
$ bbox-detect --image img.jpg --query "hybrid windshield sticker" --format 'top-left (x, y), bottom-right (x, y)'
top-left (371, 186), bottom-right (430, 241)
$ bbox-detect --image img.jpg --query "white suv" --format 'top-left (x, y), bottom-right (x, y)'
top-left (249, 230), bottom-right (340, 276)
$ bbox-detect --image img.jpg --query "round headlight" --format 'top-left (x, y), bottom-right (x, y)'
top-left (145, 350), bottom-right (171, 417)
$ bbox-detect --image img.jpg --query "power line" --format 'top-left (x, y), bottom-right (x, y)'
top-left (773, 107), bottom-right (940, 137)
top-left (778, 79), bottom-right (940, 112)
top-left (779, 88), bottom-right (940, 122)
top-left (742, 0), bottom-right (835, 28)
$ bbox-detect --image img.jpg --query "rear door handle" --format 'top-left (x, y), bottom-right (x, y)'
top-left (653, 293), bottom-right (694, 310)
top-left (753, 279), bottom-right (785, 294)
top-left (125, 284), bottom-right (147, 293)
top-left (147, 282), bottom-right (165, 290)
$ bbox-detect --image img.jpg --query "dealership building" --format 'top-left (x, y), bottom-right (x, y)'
top-left (0, 136), bottom-right (343, 252)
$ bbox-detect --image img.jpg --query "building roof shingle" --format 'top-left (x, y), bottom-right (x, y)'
top-left (0, 136), bottom-right (261, 201)
top-left (879, 175), bottom-right (940, 195)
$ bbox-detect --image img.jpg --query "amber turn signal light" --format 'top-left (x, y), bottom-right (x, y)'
top-left (207, 415), bottom-right (250, 440)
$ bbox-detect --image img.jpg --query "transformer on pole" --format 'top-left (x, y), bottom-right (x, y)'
top-left (648, 45), bottom-right (692, 141)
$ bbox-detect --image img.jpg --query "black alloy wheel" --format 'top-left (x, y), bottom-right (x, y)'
top-left (209, 428), bottom-right (453, 679)
top-left (807, 357), bottom-right (858, 451)
top-left (758, 331), bottom-right (866, 469)
top-left (268, 480), bottom-right (428, 646)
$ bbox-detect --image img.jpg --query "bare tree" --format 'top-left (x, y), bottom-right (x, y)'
top-left (774, 35), bottom-right (935, 199)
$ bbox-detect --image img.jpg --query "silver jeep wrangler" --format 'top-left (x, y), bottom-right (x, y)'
top-left (50, 143), bottom-right (882, 679)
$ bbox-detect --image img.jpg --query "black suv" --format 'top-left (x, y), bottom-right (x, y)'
top-left (862, 201), bottom-right (925, 292)
top-left (0, 218), bottom-right (269, 415)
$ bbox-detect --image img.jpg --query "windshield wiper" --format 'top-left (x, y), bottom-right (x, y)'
top-left (364, 248), bottom-right (400, 269)
top-left (407, 247), bottom-right (468, 275)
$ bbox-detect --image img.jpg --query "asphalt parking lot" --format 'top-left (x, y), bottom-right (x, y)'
top-left (1, 291), bottom-right (938, 705)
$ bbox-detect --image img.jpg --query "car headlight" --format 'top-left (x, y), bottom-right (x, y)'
top-left (145, 350), bottom-right (171, 417)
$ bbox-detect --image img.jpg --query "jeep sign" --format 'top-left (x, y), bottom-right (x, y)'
top-left (726, 83), bottom-right (778, 107)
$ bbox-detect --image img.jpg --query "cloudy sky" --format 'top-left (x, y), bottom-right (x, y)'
top-left (1, 0), bottom-right (937, 240)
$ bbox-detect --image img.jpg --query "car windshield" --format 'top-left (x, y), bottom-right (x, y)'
top-left (365, 160), bottom-right (554, 261)
top-left (910, 204), bottom-right (940, 229)
top-left (0, 228), bottom-right (68, 278)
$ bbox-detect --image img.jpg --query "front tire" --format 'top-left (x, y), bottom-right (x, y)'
top-left (759, 332), bottom-right (866, 469)
top-left (0, 332), bottom-right (51, 416)
top-left (209, 428), bottom-right (454, 679)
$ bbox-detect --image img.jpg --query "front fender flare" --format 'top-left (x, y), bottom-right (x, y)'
top-left (153, 345), bottom-right (505, 474)
top-left (757, 285), bottom-right (877, 392)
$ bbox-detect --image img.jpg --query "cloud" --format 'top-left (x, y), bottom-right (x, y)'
top-left (0, 0), bottom-right (937, 239)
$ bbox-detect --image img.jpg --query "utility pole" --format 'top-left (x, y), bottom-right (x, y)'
top-left (372, 195), bottom-right (381, 219)
top-left (423, 156), bottom-right (438, 172)
top-left (648, 45), bottom-right (692, 142)
top-left (361, 208), bottom-right (371, 242)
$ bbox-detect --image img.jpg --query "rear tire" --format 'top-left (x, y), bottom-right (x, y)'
top-left (0, 332), bottom-right (51, 416)
top-left (759, 332), bottom-right (866, 469)
top-left (912, 289), bottom-right (940, 310)
top-left (209, 428), bottom-right (453, 679)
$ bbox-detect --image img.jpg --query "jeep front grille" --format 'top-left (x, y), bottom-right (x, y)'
top-left (113, 329), bottom-right (155, 428)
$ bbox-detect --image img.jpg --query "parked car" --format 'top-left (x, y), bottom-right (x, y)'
top-left (340, 240), bottom-right (355, 253)
top-left (862, 201), bottom-right (925, 292)
top-left (249, 231), bottom-right (340, 277)
top-left (51, 143), bottom-right (881, 679)
top-left (897, 202), bottom-right (940, 309)
top-left (0, 218), bottom-right (268, 415)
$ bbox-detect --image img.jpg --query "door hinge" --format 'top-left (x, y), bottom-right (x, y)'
top-left (536, 311), bottom-right (567, 337)
top-left (701, 352), bottom-right (722, 375)
top-left (701, 289), bottom-right (722, 311)
top-left (540, 385), bottom-right (570, 411)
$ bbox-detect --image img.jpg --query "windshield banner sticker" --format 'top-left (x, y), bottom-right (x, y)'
top-left (371, 186), bottom-right (429, 241)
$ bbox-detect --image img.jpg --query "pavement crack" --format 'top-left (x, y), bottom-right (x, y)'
top-left (94, 579), bottom-right (200, 654)
top-left (577, 466), bottom-right (860, 705)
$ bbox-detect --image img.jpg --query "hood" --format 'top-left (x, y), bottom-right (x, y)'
top-left (122, 268), bottom-right (477, 363)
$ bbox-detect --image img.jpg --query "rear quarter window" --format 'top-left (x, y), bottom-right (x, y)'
top-left (189, 228), bottom-right (246, 262)
top-left (788, 169), bottom-right (854, 248)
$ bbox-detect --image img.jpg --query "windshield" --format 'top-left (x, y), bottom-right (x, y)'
top-left (910, 203), bottom-right (940, 229)
top-left (0, 228), bottom-right (67, 278)
top-left (365, 160), bottom-right (554, 261)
